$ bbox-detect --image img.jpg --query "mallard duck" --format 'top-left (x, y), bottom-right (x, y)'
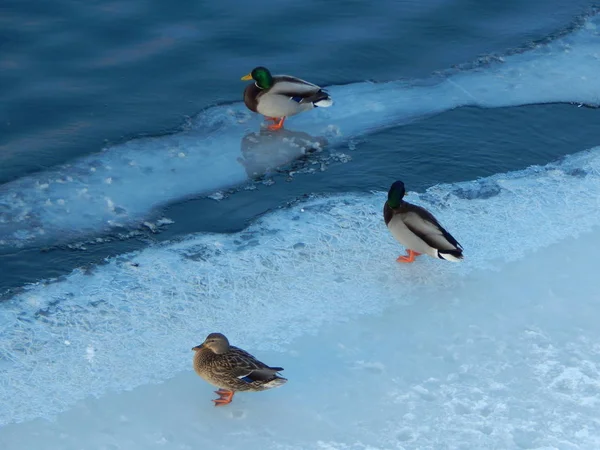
top-left (192, 332), bottom-right (287, 406)
top-left (241, 66), bottom-right (333, 131)
top-left (384, 180), bottom-right (463, 263)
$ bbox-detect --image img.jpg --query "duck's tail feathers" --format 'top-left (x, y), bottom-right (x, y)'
top-left (264, 376), bottom-right (288, 389)
top-left (437, 248), bottom-right (464, 262)
top-left (308, 90), bottom-right (333, 108)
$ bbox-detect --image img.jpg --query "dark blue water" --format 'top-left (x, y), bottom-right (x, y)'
top-left (1, 0), bottom-right (599, 294)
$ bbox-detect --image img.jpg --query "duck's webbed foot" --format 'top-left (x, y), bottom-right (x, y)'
top-left (396, 250), bottom-right (421, 263)
top-left (212, 389), bottom-right (235, 406)
top-left (266, 117), bottom-right (286, 130)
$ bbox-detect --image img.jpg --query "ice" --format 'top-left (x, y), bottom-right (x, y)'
top-left (2, 11), bottom-right (600, 449)
top-left (0, 147), bottom-right (599, 450)
top-left (3, 14), bottom-right (600, 249)
top-left (1, 190), bottom-right (599, 449)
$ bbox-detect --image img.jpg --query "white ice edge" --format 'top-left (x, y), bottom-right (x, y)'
top-left (1, 15), bottom-right (600, 248)
top-left (0, 146), bottom-right (599, 426)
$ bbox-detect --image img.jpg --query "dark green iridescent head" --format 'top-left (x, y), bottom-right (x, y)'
top-left (241, 66), bottom-right (274, 89)
top-left (386, 180), bottom-right (406, 208)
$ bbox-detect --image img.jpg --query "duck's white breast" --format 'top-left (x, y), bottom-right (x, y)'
top-left (256, 93), bottom-right (313, 118)
top-left (388, 215), bottom-right (437, 257)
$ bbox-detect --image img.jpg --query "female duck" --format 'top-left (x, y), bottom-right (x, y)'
top-left (242, 66), bottom-right (332, 130)
top-left (384, 180), bottom-right (464, 263)
top-left (192, 332), bottom-right (287, 406)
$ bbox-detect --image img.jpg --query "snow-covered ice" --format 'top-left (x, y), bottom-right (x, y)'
top-left (1, 147), bottom-right (600, 448)
top-left (3, 10), bottom-right (600, 450)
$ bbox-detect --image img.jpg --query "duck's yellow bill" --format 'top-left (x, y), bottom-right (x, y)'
top-left (241, 73), bottom-right (252, 81)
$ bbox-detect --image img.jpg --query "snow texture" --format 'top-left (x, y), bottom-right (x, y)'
top-left (0, 148), bottom-right (599, 444)
top-left (2, 11), bottom-right (600, 450)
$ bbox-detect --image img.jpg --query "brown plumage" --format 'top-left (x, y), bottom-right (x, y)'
top-left (192, 333), bottom-right (287, 406)
top-left (243, 82), bottom-right (261, 113)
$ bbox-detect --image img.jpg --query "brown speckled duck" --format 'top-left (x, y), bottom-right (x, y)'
top-left (384, 180), bottom-right (464, 263)
top-left (241, 66), bottom-right (333, 131)
top-left (192, 333), bottom-right (287, 406)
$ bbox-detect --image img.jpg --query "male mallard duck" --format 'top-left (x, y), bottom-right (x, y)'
top-left (241, 66), bottom-right (333, 131)
top-left (384, 180), bottom-right (463, 263)
top-left (192, 332), bottom-right (287, 406)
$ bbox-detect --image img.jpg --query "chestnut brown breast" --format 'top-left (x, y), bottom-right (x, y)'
top-left (243, 83), bottom-right (261, 112)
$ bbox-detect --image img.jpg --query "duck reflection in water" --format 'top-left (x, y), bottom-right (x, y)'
top-left (237, 128), bottom-right (328, 179)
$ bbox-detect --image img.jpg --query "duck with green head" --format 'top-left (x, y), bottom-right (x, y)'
top-left (241, 66), bottom-right (333, 131)
top-left (384, 180), bottom-right (464, 263)
top-left (192, 333), bottom-right (287, 406)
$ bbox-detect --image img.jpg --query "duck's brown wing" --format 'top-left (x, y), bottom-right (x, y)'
top-left (222, 347), bottom-right (284, 382)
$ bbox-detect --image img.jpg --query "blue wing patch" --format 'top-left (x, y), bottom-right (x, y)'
top-left (290, 96), bottom-right (303, 103)
top-left (240, 376), bottom-right (254, 383)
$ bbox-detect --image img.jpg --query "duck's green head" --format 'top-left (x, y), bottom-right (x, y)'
top-left (387, 180), bottom-right (406, 208)
top-left (192, 332), bottom-right (230, 354)
top-left (241, 66), bottom-right (274, 89)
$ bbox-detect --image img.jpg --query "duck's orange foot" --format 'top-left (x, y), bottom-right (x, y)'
top-left (265, 117), bottom-right (279, 122)
top-left (396, 250), bottom-right (421, 263)
top-left (212, 389), bottom-right (235, 406)
top-left (266, 117), bottom-right (286, 131)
